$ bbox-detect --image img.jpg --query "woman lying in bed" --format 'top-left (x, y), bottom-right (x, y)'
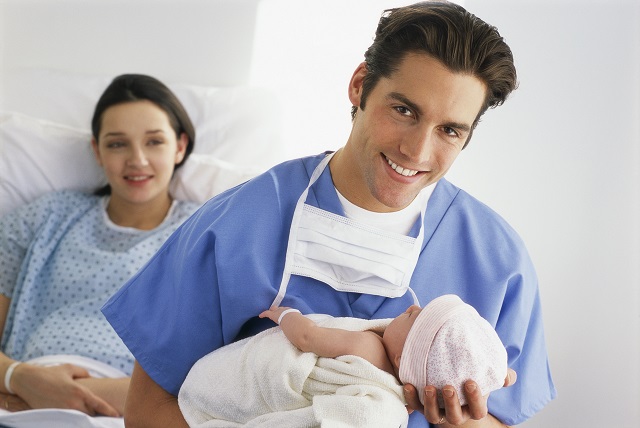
top-left (0, 74), bottom-right (199, 416)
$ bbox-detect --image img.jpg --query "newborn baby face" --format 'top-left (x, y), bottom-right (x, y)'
top-left (382, 305), bottom-right (421, 377)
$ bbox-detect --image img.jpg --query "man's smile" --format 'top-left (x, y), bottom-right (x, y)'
top-left (384, 154), bottom-right (420, 177)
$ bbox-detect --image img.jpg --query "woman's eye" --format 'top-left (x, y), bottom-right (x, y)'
top-left (148, 139), bottom-right (164, 146)
top-left (106, 141), bottom-right (125, 149)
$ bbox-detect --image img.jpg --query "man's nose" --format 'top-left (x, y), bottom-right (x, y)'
top-left (399, 127), bottom-right (434, 163)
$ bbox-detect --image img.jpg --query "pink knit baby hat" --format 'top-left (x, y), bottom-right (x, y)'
top-left (398, 294), bottom-right (508, 406)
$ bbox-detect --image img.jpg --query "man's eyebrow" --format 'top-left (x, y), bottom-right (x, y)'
top-left (388, 92), bottom-right (423, 116)
top-left (443, 121), bottom-right (472, 133)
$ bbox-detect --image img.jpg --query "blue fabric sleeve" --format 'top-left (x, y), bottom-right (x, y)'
top-left (489, 270), bottom-right (557, 425)
top-left (102, 206), bottom-right (225, 396)
top-left (414, 182), bottom-right (556, 425)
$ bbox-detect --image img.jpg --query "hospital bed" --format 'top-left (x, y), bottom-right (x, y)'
top-left (0, 0), bottom-right (283, 425)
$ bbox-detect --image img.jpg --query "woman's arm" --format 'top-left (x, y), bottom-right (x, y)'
top-left (259, 307), bottom-right (391, 373)
top-left (124, 361), bottom-right (188, 428)
top-left (0, 295), bottom-right (119, 416)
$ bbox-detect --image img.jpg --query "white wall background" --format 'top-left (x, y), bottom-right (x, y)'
top-left (250, 1), bottom-right (640, 427)
top-left (1, 0), bottom-right (638, 426)
top-left (0, 0), bottom-right (260, 87)
top-left (454, 2), bottom-right (640, 426)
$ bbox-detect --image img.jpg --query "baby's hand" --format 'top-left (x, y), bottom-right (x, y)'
top-left (259, 306), bottom-right (291, 324)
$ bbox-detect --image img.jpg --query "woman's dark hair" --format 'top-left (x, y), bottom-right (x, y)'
top-left (91, 74), bottom-right (195, 195)
top-left (353, 1), bottom-right (518, 148)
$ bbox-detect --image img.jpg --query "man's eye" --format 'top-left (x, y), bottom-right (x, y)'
top-left (394, 106), bottom-right (413, 117)
top-left (442, 127), bottom-right (459, 137)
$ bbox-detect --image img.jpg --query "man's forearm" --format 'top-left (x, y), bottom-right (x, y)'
top-left (125, 362), bottom-right (189, 428)
top-left (124, 399), bottom-right (188, 428)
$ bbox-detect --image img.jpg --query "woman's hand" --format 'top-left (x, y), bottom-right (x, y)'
top-left (10, 363), bottom-right (120, 416)
top-left (0, 392), bottom-right (30, 412)
top-left (404, 368), bottom-right (517, 426)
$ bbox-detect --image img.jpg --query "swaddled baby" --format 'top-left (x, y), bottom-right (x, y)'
top-left (179, 295), bottom-right (508, 427)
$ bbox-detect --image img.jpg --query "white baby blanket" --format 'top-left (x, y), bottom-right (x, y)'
top-left (178, 316), bottom-right (409, 428)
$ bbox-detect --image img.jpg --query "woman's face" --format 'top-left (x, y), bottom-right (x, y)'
top-left (92, 100), bottom-right (187, 209)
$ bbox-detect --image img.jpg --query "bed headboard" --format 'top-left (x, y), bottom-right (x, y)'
top-left (0, 0), bottom-right (285, 216)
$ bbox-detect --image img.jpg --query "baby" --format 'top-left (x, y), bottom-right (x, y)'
top-left (260, 294), bottom-right (508, 407)
top-left (178, 295), bottom-right (508, 427)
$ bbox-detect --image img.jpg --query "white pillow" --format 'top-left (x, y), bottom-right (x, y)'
top-left (0, 113), bottom-right (103, 216)
top-left (169, 154), bottom-right (261, 204)
top-left (0, 68), bottom-right (285, 169)
top-left (0, 112), bottom-right (264, 217)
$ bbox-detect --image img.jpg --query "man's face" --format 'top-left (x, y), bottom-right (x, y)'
top-left (332, 52), bottom-right (486, 212)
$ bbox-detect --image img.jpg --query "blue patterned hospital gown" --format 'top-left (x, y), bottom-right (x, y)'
top-left (0, 190), bottom-right (199, 375)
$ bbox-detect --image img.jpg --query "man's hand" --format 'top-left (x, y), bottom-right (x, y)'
top-left (404, 368), bottom-right (517, 426)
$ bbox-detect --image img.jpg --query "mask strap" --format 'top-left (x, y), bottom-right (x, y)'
top-left (402, 198), bottom-right (428, 307)
top-left (408, 286), bottom-right (421, 307)
top-left (271, 153), bottom-right (335, 308)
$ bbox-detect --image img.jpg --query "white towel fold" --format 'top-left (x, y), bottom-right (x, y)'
top-left (178, 316), bottom-right (409, 428)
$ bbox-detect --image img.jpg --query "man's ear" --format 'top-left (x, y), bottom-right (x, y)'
top-left (91, 138), bottom-right (103, 166)
top-left (348, 62), bottom-right (368, 108)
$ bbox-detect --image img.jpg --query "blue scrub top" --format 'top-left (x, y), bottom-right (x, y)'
top-left (103, 153), bottom-right (556, 427)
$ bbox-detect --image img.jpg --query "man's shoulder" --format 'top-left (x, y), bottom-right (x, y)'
top-left (435, 179), bottom-right (526, 247)
top-left (206, 153), bottom-right (325, 205)
top-left (440, 180), bottom-right (515, 225)
top-left (260, 153), bottom-right (327, 182)
top-left (184, 154), bottom-right (327, 230)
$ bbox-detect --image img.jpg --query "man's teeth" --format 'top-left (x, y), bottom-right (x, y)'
top-left (386, 157), bottom-right (418, 177)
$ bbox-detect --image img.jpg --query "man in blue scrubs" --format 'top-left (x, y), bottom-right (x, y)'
top-left (103, 2), bottom-right (556, 427)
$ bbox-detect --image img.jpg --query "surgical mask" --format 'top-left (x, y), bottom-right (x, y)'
top-left (271, 153), bottom-right (426, 308)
